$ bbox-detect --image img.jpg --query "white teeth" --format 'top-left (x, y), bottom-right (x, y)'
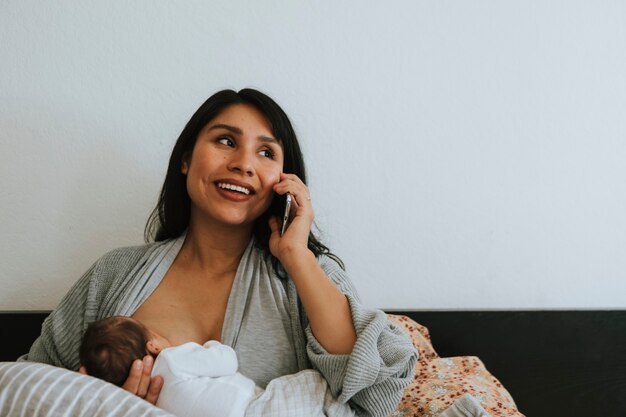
top-left (218, 182), bottom-right (251, 195)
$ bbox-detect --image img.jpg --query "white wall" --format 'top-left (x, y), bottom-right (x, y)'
top-left (1, 1), bottom-right (625, 310)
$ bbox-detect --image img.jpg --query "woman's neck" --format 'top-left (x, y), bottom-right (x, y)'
top-left (180, 217), bottom-right (254, 277)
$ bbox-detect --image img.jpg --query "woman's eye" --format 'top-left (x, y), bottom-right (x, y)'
top-left (217, 137), bottom-right (234, 147)
top-left (259, 149), bottom-right (275, 158)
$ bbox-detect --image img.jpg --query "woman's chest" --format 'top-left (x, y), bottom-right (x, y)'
top-left (131, 268), bottom-right (235, 345)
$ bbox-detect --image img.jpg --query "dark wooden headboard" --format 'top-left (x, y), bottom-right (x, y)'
top-left (2, 310), bottom-right (625, 416)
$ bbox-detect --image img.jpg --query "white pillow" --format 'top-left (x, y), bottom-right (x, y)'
top-left (0, 362), bottom-right (174, 417)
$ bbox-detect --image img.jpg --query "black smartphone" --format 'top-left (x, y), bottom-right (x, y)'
top-left (280, 193), bottom-right (292, 236)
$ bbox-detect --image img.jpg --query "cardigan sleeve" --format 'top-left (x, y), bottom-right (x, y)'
top-left (17, 261), bottom-right (97, 370)
top-left (304, 256), bottom-right (418, 417)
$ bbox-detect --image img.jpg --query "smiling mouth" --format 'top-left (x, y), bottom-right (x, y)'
top-left (216, 182), bottom-right (254, 195)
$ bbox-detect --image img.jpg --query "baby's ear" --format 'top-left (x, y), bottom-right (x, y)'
top-left (146, 340), bottom-right (161, 355)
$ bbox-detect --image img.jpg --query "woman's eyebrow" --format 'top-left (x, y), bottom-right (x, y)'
top-left (208, 123), bottom-right (279, 144)
top-left (208, 124), bottom-right (242, 134)
top-left (258, 135), bottom-right (281, 145)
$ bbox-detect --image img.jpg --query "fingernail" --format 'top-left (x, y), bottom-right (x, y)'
top-left (134, 360), bottom-right (143, 369)
top-left (145, 356), bottom-right (153, 365)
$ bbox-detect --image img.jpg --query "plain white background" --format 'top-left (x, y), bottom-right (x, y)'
top-left (1, 1), bottom-right (625, 310)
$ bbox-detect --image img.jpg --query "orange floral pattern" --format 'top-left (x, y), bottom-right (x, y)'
top-left (387, 315), bottom-right (525, 417)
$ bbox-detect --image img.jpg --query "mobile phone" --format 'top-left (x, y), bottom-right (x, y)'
top-left (280, 193), bottom-right (292, 236)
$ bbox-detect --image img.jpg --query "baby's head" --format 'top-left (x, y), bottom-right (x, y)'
top-left (79, 316), bottom-right (169, 386)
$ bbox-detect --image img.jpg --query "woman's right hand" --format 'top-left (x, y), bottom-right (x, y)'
top-left (79, 355), bottom-right (163, 405)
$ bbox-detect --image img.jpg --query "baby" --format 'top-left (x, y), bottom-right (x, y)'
top-left (80, 316), bottom-right (258, 417)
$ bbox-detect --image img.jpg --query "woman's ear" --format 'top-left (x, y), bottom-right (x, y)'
top-left (181, 152), bottom-right (190, 175)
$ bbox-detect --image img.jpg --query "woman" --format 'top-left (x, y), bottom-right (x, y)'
top-left (22, 89), bottom-right (417, 417)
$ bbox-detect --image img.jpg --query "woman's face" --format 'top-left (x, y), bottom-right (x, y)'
top-left (182, 104), bottom-right (284, 231)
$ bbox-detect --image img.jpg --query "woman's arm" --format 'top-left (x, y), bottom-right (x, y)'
top-left (270, 173), bottom-right (417, 417)
top-left (22, 246), bottom-right (164, 405)
top-left (279, 247), bottom-right (356, 354)
top-left (269, 172), bottom-right (356, 354)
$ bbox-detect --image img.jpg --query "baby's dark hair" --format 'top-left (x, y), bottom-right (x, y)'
top-left (79, 316), bottom-right (149, 386)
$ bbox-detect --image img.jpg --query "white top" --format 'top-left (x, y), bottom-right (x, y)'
top-left (152, 340), bottom-right (257, 417)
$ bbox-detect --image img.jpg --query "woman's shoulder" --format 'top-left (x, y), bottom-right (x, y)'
top-left (92, 240), bottom-right (170, 274)
top-left (98, 241), bottom-right (159, 262)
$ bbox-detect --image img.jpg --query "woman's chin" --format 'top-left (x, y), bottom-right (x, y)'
top-left (212, 215), bottom-right (256, 230)
top-left (190, 204), bottom-right (267, 231)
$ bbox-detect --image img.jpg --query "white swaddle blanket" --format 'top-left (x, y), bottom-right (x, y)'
top-left (152, 341), bottom-right (257, 417)
top-left (245, 369), bottom-right (355, 417)
top-left (151, 341), bottom-right (355, 417)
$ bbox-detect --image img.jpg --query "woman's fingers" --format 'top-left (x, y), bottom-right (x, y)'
top-left (144, 376), bottom-right (164, 405)
top-left (121, 359), bottom-right (144, 394)
top-left (270, 173), bottom-right (315, 257)
top-left (291, 189), bottom-right (311, 208)
top-left (136, 355), bottom-right (154, 397)
top-left (78, 343), bottom-right (160, 405)
top-left (268, 215), bottom-right (279, 234)
top-left (120, 356), bottom-right (161, 404)
top-left (274, 174), bottom-right (312, 211)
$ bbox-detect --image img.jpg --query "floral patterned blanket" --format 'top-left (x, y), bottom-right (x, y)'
top-left (387, 315), bottom-right (525, 417)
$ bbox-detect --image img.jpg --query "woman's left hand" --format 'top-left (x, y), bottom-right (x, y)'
top-left (268, 173), bottom-right (314, 262)
top-left (79, 356), bottom-right (163, 405)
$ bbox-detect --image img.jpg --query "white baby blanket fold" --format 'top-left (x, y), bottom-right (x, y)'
top-left (153, 342), bottom-right (256, 417)
top-left (245, 369), bottom-right (355, 417)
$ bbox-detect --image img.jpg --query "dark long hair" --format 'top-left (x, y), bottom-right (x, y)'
top-left (145, 88), bottom-right (343, 269)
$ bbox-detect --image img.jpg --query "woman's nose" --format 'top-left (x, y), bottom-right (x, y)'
top-left (227, 150), bottom-right (254, 175)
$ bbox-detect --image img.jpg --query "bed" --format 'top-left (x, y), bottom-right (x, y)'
top-left (1, 310), bottom-right (625, 416)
